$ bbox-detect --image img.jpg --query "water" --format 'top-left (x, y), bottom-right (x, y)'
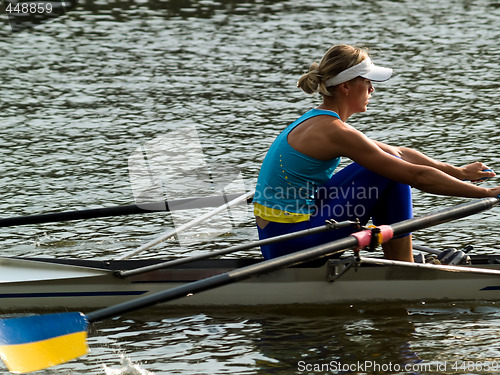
top-left (1, 0), bottom-right (500, 373)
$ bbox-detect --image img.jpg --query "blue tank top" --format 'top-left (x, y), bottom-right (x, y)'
top-left (254, 109), bottom-right (341, 216)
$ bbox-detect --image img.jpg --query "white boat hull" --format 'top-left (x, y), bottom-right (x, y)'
top-left (0, 256), bottom-right (499, 311)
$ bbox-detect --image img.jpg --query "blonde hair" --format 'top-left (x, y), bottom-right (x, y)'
top-left (297, 45), bottom-right (369, 96)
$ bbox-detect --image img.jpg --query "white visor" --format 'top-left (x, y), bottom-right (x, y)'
top-left (324, 57), bottom-right (393, 87)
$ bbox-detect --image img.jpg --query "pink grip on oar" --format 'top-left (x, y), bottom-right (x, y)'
top-left (351, 230), bottom-right (371, 250)
top-left (351, 225), bottom-right (394, 250)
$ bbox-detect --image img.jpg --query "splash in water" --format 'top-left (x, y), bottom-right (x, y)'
top-left (103, 356), bottom-right (154, 375)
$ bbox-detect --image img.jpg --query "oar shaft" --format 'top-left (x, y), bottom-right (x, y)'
top-left (117, 219), bottom-right (358, 278)
top-left (86, 197), bottom-right (499, 323)
top-left (0, 193), bottom-right (253, 227)
top-left (116, 191), bottom-right (254, 260)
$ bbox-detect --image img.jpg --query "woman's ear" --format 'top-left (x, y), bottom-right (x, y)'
top-left (338, 82), bottom-right (349, 96)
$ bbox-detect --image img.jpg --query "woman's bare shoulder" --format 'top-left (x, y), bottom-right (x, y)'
top-left (288, 116), bottom-right (358, 160)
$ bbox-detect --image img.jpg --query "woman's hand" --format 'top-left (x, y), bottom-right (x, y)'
top-left (460, 162), bottom-right (495, 182)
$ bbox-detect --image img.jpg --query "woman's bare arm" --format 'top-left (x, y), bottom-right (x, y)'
top-left (332, 127), bottom-right (500, 198)
top-left (372, 140), bottom-right (495, 182)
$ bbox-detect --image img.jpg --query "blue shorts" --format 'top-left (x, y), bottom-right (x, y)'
top-left (257, 162), bottom-right (413, 259)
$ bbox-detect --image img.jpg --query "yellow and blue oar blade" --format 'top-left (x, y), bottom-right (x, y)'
top-left (0, 312), bottom-right (88, 373)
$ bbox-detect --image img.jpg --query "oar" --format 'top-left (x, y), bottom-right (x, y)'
top-left (116, 190), bottom-right (254, 260)
top-left (0, 193), bottom-right (253, 227)
top-left (0, 197), bottom-right (498, 373)
top-left (117, 219), bottom-right (359, 277)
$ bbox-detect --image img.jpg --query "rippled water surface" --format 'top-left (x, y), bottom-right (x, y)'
top-left (1, 0), bottom-right (500, 373)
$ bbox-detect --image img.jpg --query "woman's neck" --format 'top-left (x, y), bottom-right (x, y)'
top-left (316, 95), bottom-right (355, 122)
top-left (316, 103), bottom-right (348, 122)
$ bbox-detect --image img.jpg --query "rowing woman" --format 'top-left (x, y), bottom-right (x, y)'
top-left (253, 44), bottom-right (499, 262)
